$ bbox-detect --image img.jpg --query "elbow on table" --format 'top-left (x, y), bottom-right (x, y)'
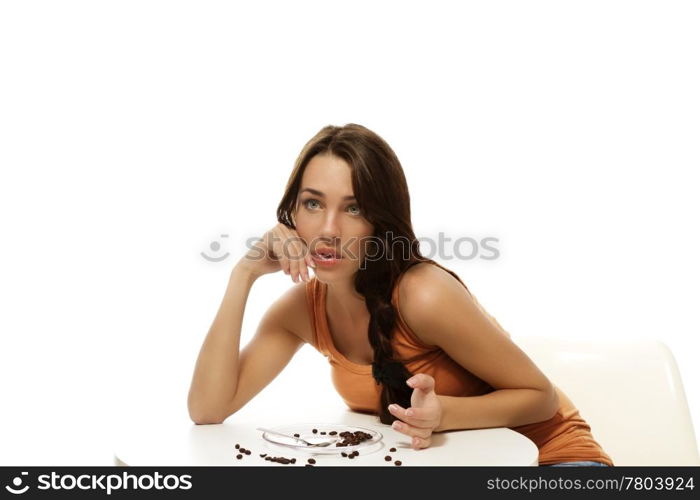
top-left (190, 414), bottom-right (224, 425)
top-left (188, 403), bottom-right (234, 425)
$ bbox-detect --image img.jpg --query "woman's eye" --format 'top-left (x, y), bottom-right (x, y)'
top-left (304, 199), bottom-right (320, 209)
top-left (303, 199), bottom-right (360, 215)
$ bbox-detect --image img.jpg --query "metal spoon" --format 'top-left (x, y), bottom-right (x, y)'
top-left (256, 427), bottom-right (337, 447)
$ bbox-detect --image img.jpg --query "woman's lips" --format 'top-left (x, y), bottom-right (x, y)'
top-left (314, 247), bottom-right (341, 258)
top-left (311, 252), bottom-right (342, 267)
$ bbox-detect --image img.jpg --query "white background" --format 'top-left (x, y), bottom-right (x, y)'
top-left (1, 1), bottom-right (698, 465)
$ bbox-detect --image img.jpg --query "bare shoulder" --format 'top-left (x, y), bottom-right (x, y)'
top-left (264, 281), bottom-right (314, 345)
top-left (398, 262), bottom-right (466, 305)
top-left (397, 262), bottom-right (472, 345)
top-left (398, 262), bottom-right (512, 343)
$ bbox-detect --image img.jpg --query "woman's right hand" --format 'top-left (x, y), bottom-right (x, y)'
top-left (237, 223), bottom-right (316, 283)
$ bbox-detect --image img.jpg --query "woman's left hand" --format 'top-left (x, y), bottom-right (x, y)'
top-left (387, 373), bottom-right (442, 449)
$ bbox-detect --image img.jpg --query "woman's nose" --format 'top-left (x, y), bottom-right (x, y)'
top-left (319, 211), bottom-right (341, 238)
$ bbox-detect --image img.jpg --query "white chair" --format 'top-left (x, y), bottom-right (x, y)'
top-left (514, 336), bottom-right (700, 466)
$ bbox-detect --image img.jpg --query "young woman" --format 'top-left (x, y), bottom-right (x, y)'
top-left (187, 124), bottom-right (613, 467)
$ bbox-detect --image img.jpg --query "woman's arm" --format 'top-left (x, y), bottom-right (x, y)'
top-left (187, 264), bottom-right (259, 423)
top-left (188, 223), bottom-right (313, 424)
top-left (398, 265), bottom-right (560, 432)
top-left (187, 264), bottom-right (306, 424)
top-left (435, 389), bottom-right (558, 432)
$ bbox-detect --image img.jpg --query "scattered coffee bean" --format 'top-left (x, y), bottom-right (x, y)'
top-left (394, 460), bottom-right (402, 466)
top-left (293, 433), bottom-right (300, 438)
top-left (266, 455), bottom-right (294, 464)
top-left (312, 429), bottom-right (318, 434)
top-left (235, 444), bottom-right (240, 449)
top-left (385, 456), bottom-right (392, 461)
top-left (236, 454), bottom-right (242, 459)
top-left (245, 450), bottom-right (251, 455)
top-left (329, 431), bottom-right (338, 436)
top-left (390, 447), bottom-right (396, 452)
top-left (320, 431), bottom-right (326, 435)
top-left (341, 452), bottom-right (347, 457)
top-left (348, 454), bottom-right (355, 459)
top-left (291, 458), bottom-right (296, 464)
top-left (260, 454), bottom-right (267, 458)
top-left (307, 458), bottom-right (316, 464)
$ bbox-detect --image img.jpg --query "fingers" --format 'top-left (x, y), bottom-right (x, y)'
top-left (388, 400), bottom-right (438, 450)
top-left (411, 435), bottom-right (432, 450)
top-left (305, 252), bottom-right (316, 271)
top-left (406, 373), bottom-right (435, 393)
top-left (288, 252), bottom-right (302, 282)
top-left (287, 237), bottom-right (310, 283)
top-left (275, 225), bottom-right (312, 283)
top-left (388, 403), bottom-right (434, 426)
top-left (390, 418), bottom-right (433, 441)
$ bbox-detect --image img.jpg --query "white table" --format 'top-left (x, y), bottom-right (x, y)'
top-left (113, 404), bottom-right (539, 466)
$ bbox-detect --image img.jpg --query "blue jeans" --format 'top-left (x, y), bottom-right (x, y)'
top-left (544, 461), bottom-right (610, 467)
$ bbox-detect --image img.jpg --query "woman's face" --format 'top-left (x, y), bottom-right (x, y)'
top-left (293, 153), bottom-right (375, 283)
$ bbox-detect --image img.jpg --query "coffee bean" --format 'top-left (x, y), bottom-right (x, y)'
top-left (390, 447), bottom-right (397, 452)
top-left (320, 431), bottom-right (326, 435)
top-left (245, 450), bottom-right (251, 455)
top-left (341, 452), bottom-right (347, 457)
top-left (260, 454), bottom-right (267, 458)
top-left (312, 429), bottom-right (318, 434)
top-left (307, 458), bottom-right (316, 464)
top-left (334, 430), bottom-right (373, 447)
top-left (329, 431), bottom-right (338, 435)
top-left (293, 433), bottom-right (300, 438)
top-left (385, 456), bottom-right (392, 461)
top-left (235, 444), bottom-right (240, 449)
top-left (394, 460), bottom-right (402, 466)
top-left (236, 454), bottom-right (242, 459)
top-left (348, 454), bottom-right (355, 459)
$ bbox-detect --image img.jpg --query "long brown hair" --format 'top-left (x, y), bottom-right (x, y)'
top-left (277, 123), bottom-right (434, 425)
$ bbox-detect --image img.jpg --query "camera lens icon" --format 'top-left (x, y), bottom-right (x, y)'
top-left (201, 234), bottom-right (230, 262)
top-left (5, 472), bottom-right (29, 494)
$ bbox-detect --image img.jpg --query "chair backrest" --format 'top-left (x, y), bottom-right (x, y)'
top-left (514, 336), bottom-right (700, 466)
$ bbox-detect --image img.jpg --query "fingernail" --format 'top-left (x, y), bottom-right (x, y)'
top-left (392, 421), bottom-right (400, 430)
top-left (388, 404), bottom-right (396, 412)
top-left (406, 409), bottom-right (413, 417)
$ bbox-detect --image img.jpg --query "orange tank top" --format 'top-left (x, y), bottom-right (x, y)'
top-left (304, 261), bottom-right (614, 466)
